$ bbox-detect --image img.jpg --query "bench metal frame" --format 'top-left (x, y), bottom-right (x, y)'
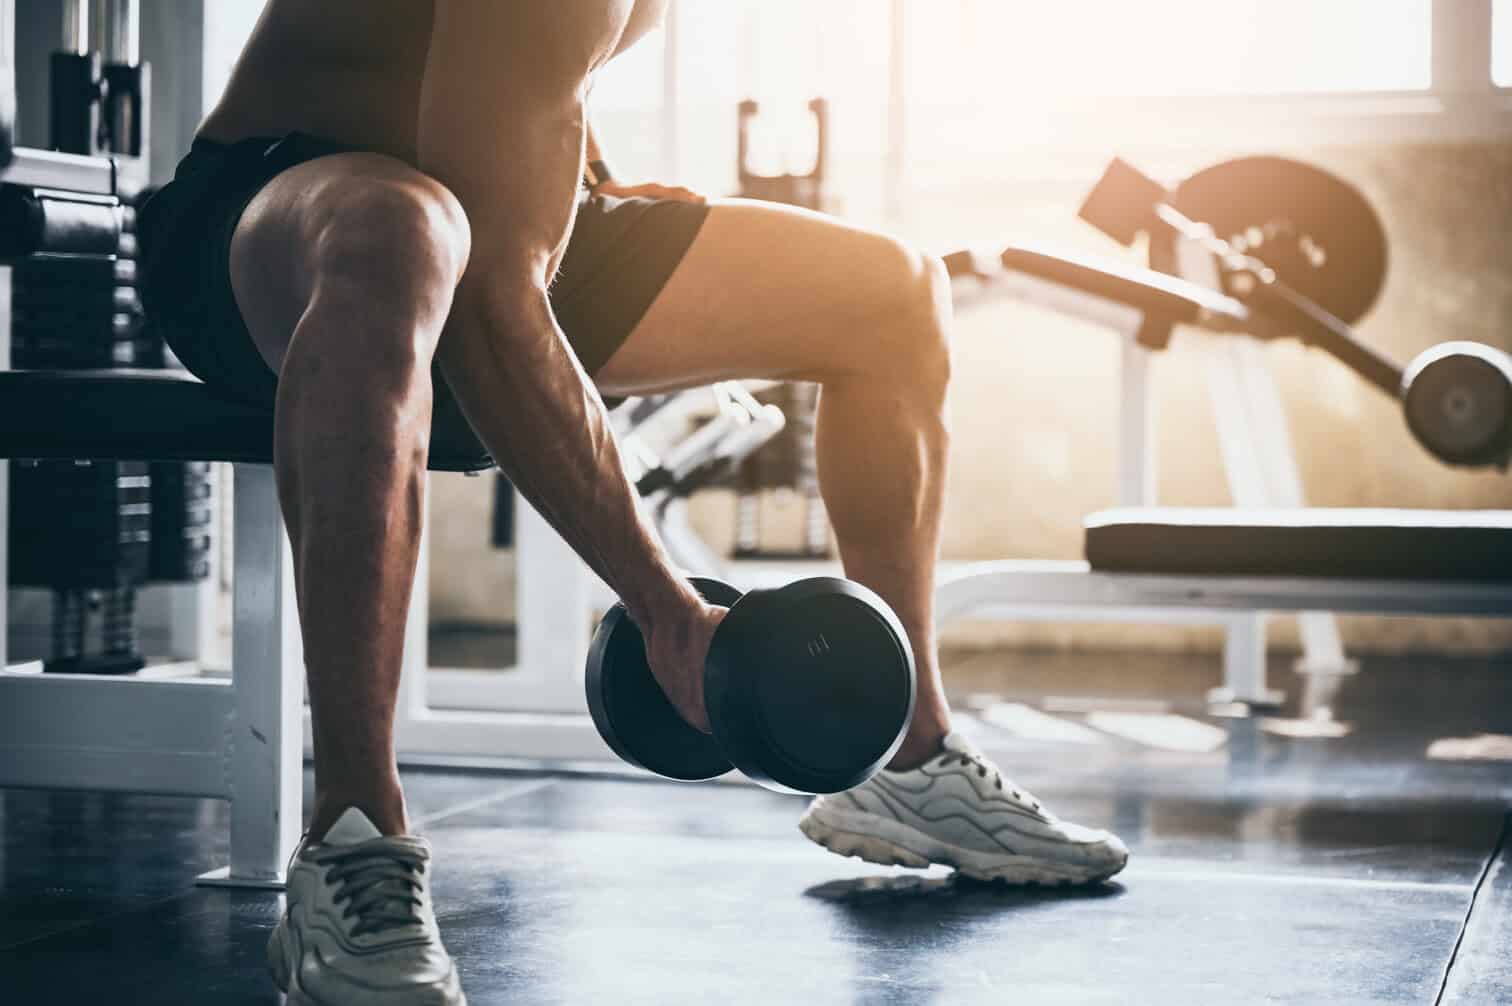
top-left (0, 462), bottom-right (303, 888)
top-left (933, 244), bottom-right (1352, 708)
top-left (0, 150), bottom-right (303, 886)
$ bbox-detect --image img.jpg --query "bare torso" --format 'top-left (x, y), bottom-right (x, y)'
top-left (199, 0), bottom-right (666, 162)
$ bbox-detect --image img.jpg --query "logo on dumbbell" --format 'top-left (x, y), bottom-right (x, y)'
top-left (806, 634), bottom-right (831, 658)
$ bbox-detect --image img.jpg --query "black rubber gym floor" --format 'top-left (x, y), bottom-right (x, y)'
top-left (2, 654), bottom-right (1508, 1004)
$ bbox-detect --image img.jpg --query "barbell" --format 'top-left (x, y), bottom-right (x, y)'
top-left (1080, 156), bottom-right (1511, 471)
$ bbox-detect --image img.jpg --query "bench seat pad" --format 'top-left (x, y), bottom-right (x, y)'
top-left (1085, 507), bottom-right (1512, 582)
top-left (0, 369), bottom-right (494, 472)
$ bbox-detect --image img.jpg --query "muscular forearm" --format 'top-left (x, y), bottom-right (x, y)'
top-left (437, 283), bottom-right (695, 625)
top-left (418, 1), bottom-right (695, 628)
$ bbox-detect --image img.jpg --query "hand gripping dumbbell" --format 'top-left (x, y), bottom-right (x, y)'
top-left (585, 577), bottom-right (917, 794)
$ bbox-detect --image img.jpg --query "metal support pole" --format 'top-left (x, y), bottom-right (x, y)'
top-left (1213, 613), bottom-right (1271, 709)
top-left (1117, 332), bottom-right (1157, 507)
top-left (62, 0), bottom-right (89, 53)
top-left (199, 465), bottom-right (302, 889)
top-left (397, 478), bottom-right (431, 727)
top-left (0, 265), bottom-right (9, 672)
top-left (101, 0), bottom-right (138, 64)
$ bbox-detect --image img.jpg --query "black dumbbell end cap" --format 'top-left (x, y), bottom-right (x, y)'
top-left (585, 601), bottom-right (732, 781)
top-left (705, 577), bottom-right (917, 794)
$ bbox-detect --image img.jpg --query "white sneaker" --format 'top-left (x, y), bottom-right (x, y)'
top-left (267, 808), bottom-right (466, 1006)
top-left (799, 731), bottom-right (1128, 886)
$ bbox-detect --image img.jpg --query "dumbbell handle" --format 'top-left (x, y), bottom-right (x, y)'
top-left (1150, 202), bottom-right (1405, 397)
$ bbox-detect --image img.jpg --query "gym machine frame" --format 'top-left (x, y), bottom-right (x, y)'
top-left (936, 233), bottom-right (1349, 711)
top-left (0, 0), bottom-right (300, 888)
top-left (930, 159), bottom-right (1510, 715)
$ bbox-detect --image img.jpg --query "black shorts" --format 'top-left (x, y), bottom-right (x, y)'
top-left (138, 133), bottom-right (709, 449)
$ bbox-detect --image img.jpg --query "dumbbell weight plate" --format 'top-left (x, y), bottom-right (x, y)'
top-left (1174, 156), bottom-right (1389, 327)
top-left (704, 577), bottom-right (916, 795)
top-left (585, 577), bottom-right (742, 781)
top-left (1402, 341), bottom-right (1512, 468)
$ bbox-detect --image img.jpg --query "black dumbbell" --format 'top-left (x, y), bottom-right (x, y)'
top-left (585, 576), bottom-right (916, 794)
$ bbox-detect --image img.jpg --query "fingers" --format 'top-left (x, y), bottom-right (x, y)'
top-left (687, 693), bottom-right (712, 734)
top-left (643, 604), bottom-right (720, 734)
top-left (596, 181), bottom-right (706, 204)
top-left (666, 668), bottom-right (710, 733)
top-left (683, 652), bottom-right (711, 733)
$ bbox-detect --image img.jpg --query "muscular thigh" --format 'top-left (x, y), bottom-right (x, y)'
top-left (592, 198), bottom-right (934, 396)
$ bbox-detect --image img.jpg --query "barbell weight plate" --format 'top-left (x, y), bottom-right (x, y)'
top-left (704, 577), bottom-right (916, 795)
top-left (1402, 341), bottom-right (1512, 468)
top-left (584, 576), bottom-right (742, 782)
top-left (1174, 156), bottom-right (1389, 326)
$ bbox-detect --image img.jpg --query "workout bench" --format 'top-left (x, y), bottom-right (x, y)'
top-left (0, 362), bottom-right (493, 890)
top-left (0, 130), bottom-right (496, 887)
top-left (936, 161), bottom-right (1512, 712)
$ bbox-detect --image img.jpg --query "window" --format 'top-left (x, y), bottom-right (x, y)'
top-left (666, 1), bottom-right (894, 206)
top-left (903, 1), bottom-right (1433, 102)
top-left (589, 27), bottom-right (667, 178)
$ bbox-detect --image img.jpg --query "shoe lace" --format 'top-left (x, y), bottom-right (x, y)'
top-left (936, 751), bottom-right (1041, 813)
top-left (313, 839), bottom-right (429, 938)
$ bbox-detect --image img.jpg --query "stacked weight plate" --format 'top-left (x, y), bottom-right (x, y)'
top-left (10, 205), bottom-right (158, 368)
top-left (148, 461), bottom-right (214, 582)
top-left (8, 460), bottom-right (152, 589)
top-left (7, 194), bottom-right (212, 673)
top-left (8, 198), bottom-right (157, 601)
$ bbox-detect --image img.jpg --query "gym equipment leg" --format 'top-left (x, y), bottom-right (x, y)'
top-left (1213, 613), bottom-right (1283, 709)
top-left (1203, 335), bottom-right (1349, 710)
top-left (198, 464), bottom-right (302, 889)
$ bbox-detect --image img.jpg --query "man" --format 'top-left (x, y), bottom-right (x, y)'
top-left (139, 2), bottom-right (1127, 1003)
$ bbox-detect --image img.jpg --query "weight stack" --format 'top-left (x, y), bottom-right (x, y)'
top-left (9, 203), bottom-right (155, 593)
top-left (6, 191), bottom-right (211, 674)
top-left (8, 460), bottom-right (152, 589)
top-left (148, 462), bottom-right (214, 582)
top-left (10, 205), bottom-right (159, 368)
top-left (8, 460), bottom-right (153, 674)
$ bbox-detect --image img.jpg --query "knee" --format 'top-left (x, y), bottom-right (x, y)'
top-left (311, 170), bottom-right (472, 321)
top-left (295, 170), bottom-right (470, 389)
top-left (872, 244), bottom-right (953, 399)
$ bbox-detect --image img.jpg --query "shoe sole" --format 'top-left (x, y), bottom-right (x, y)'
top-left (800, 805), bottom-right (1127, 887)
top-left (267, 921), bottom-right (466, 1006)
top-left (267, 923), bottom-right (291, 994)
